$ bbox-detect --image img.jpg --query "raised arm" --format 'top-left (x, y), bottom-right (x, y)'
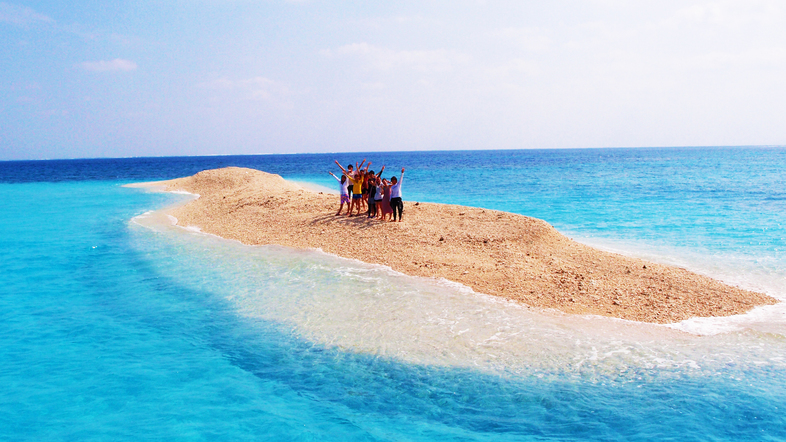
top-left (334, 160), bottom-right (350, 175)
top-left (328, 171), bottom-right (342, 182)
top-left (376, 165), bottom-right (386, 177)
top-left (398, 168), bottom-right (405, 184)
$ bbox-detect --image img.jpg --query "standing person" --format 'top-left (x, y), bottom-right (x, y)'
top-left (334, 160), bottom-right (369, 216)
top-left (359, 160), bottom-right (372, 212)
top-left (361, 170), bottom-right (370, 211)
top-left (389, 168), bottom-right (405, 222)
top-left (365, 166), bottom-right (385, 219)
top-left (328, 171), bottom-right (350, 215)
top-left (366, 174), bottom-right (377, 218)
top-left (352, 169), bottom-right (367, 215)
top-left (377, 178), bottom-right (393, 221)
top-left (340, 163), bottom-right (354, 200)
top-left (357, 169), bottom-right (368, 212)
top-left (373, 176), bottom-right (386, 220)
top-left (346, 172), bottom-right (363, 216)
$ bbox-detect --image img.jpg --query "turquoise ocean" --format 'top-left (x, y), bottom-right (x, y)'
top-left (1, 147), bottom-right (785, 440)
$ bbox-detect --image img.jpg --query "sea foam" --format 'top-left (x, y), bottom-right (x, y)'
top-left (131, 209), bottom-right (786, 378)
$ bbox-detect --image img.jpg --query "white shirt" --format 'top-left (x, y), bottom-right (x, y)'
top-left (332, 175), bottom-right (349, 196)
top-left (389, 174), bottom-right (403, 199)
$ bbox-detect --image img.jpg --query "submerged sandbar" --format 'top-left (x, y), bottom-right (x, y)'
top-left (145, 167), bottom-right (776, 324)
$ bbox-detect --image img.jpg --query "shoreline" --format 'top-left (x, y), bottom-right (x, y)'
top-left (134, 166), bottom-right (777, 324)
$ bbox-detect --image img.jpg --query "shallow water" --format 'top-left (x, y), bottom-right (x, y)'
top-left (2, 148), bottom-right (786, 440)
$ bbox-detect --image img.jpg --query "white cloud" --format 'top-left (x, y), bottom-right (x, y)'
top-left (324, 42), bottom-right (470, 72)
top-left (493, 27), bottom-right (551, 52)
top-left (679, 47), bottom-right (786, 71)
top-left (362, 81), bottom-right (387, 90)
top-left (243, 77), bottom-right (277, 100)
top-left (672, 3), bottom-right (725, 24)
top-left (1, 2), bottom-right (113, 40)
top-left (0, 2), bottom-right (54, 25)
top-left (80, 58), bottom-right (138, 72)
top-left (487, 58), bottom-right (542, 77)
top-left (198, 76), bottom-right (287, 101)
top-left (663, 0), bottom-right (783, 29)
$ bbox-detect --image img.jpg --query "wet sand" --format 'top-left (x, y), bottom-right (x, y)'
top-left (137, 167), bottom-right (777, 324)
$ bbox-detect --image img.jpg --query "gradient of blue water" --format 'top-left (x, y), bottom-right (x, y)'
top-left (7, 147), bottom-right (783, 261)
top-left (1, 147), bottom-right (785, 440)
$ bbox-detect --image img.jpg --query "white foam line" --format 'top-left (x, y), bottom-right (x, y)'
top-left (133, 211), bottom-right (719, 335)
top-left (568, 235), bottom-right (786, 333)
top-left (130, 212), bottom-right (153, 228)
top-left (131, 214), bottom-right (786, 373)
top-left (129, 183), bottom-right (785, 338)
top-left (306, 245), bottom-right (688, 333)
top-left (156, 218), bottom-right (786, 336)
top-left (171, 190), bottom-right (199, 197)
top-left (666, 302), bottom-right (786, 335)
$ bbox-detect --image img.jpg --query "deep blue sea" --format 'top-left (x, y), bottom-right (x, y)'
top-left (1, 147), bottom-right (785, 441)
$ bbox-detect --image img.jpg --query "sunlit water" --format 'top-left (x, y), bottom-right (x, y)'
top-left (1, 148), bottom-right (785, 440)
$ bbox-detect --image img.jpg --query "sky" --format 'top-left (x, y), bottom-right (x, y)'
top-left (1, 0), bottom-right (785, 160)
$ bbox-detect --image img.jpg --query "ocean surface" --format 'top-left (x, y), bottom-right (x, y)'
top-left (1, 147), bottom-right (785, 441)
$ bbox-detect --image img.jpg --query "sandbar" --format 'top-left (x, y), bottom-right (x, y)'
top-left (142, 167), bottom-right (777, 324)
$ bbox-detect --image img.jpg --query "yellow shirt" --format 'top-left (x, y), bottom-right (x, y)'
top-left (348, 175), bottom-right (363, 194)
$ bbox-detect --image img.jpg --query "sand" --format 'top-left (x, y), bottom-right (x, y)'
top-left (145, 167), bottom-right (776, 324)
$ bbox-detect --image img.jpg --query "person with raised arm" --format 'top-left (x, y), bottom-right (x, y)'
top-left (334, 159), bottom-right (370, 216)
top-left (365, 166), bottom-right (385, 219)
top-left (358, 161), bottom-right (371, 212)
top-left (376, 177), bottom-right (393, 221)
top-left (328, 171), bottom-right (350, 216)
top-left (344, 163), bottom-right (354, 199)
top-left (389, 168), bottom-right (405, 222)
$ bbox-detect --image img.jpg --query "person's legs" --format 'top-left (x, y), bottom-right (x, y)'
top-left (391, 197), bottom-right (403, 221)
top-left (352, 194), bottom-right (363, 215)
top-left (345, 187), bottom-right (353, 215)
top-left (338, 194), bottom-right (350, 215)
top-left (367, 200), bottom-right (376, 218)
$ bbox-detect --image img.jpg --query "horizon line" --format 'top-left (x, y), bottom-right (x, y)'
top-left (3, 144), bottom-right (785, 163)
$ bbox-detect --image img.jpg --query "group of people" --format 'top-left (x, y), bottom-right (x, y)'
top-left (328, 159), bottom-right (405, 222)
